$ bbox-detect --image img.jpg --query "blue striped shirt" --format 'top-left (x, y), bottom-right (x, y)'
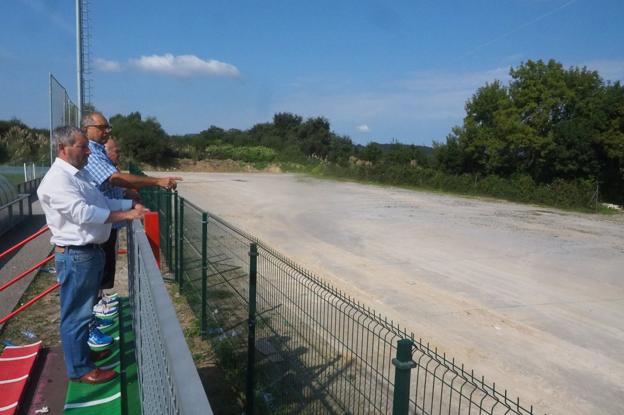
top-left (85, 140), bottom-right (127, 229)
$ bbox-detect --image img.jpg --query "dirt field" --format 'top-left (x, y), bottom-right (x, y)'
top-left (153, 171), bottom-right (624, 415)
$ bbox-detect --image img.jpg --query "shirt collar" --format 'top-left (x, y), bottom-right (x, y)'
top-left (54, 157), bottom-right (80, 176)
top-left (88, 139), bottom-right (106, 152)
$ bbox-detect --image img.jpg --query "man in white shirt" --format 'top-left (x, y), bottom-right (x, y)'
top-left (38, 126), bottom-right (145, 384)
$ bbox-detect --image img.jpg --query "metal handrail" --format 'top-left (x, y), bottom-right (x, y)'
top-left (0, 225), bottom-right (54, 325)
top-left (0, 225), bottom-right (49, 261)
top-left (0, 255), bottom-right (54, 292)
top-left (0, 194), bottom-right (29, 211)
top-left (0, 282), bottom-right (59, 325)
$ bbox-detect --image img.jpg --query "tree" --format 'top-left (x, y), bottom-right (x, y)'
top-left (434, 59), bottom-right (624, 202)
top-left (361, 142), bottom-right (383, 163)
top-left (297, 117), bottom-right (332, 157)
top-left (109, 112), bottom-right (169, 164)
top-left (273, 113), bottom-right (302, 136)
top-left (0, 126), bottom-right (48, 164)
top-left (0, 118), bottom-right (28, 137)
top-left (327, 135), bottom-right (354, 164)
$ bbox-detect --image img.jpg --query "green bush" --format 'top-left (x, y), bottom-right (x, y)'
top-left (314, 163), bottom-right (597, 211)
top-left (205, 144), bottom-right (277, 163)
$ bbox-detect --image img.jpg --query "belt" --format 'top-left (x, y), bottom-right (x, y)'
top-left (54, 244), bottom-right (100, 253)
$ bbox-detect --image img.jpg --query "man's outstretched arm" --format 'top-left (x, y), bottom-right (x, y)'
top-left (109, 171), bottom-right (183, 190)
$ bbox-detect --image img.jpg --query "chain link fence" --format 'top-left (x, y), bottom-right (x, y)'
top-left (49, 73), bottom-right (79, 164)
top-left (132, 164), bottom-right (541, 415)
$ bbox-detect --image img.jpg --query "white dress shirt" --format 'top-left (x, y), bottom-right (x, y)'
top-left (37, 158), bottom-right (132, 246)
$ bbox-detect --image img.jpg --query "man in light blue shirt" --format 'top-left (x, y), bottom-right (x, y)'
top-left (82, 112), bottom-right (181, 290)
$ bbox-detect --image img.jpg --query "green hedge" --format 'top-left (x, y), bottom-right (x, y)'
top-left (315, 163), bottom-right (598, 211)
top-left (205, 145), bottom-right (277, 163)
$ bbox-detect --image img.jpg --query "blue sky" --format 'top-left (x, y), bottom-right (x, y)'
top-left (1, 0), bottom-right (623, 146)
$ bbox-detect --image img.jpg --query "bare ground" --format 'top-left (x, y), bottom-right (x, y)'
top-left (151, 171), bottom-right (624, 415)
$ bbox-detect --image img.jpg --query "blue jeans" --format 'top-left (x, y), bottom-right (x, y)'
top-left (55, 245), bottom-right (104, 378)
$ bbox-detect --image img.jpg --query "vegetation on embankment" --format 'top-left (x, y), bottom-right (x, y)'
top-left (3, 59), bottom-right (623, 211)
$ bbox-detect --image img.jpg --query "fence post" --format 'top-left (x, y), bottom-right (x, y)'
top-left (167, 191), bottom-right (173, 267)
top-left (201, 212), bottom-right (208, 338)
top-left (156, 187), bottom-right (162, 215)
top-left (160, 190), bottom-right (168, 267)
top-left (174, 191), bottom-right (179, 283)
top-left (392, 339), bottom-right (416, 415)
top-left (245, 243), bottom-right (258, 415)
top-left (178, 198), bottom-right (185, 289)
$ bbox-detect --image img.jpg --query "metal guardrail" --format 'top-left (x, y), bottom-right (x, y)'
top-left (127, 219), bottom-right (213, 415)
top-left (0, 177), bottom-right (42, 237)
top-left (0, 194), bottom-right (32, 237)
top-left (16, 177), bottom-right (42, 199)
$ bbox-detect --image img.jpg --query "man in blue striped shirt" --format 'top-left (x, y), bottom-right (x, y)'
top-left (82, 112), bottom-right (182, 290)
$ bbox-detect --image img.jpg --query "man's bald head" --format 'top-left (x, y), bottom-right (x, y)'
top-left (81, 111), bottom-right (111, 144)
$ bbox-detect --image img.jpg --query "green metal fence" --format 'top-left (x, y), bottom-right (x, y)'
top-left (130, 164), bottom-right (540, 415)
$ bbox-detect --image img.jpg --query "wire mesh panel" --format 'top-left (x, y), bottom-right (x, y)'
top-left (128, 219), bottom-right (213, 415)
top-left (180, 201), bottom-right (205, 311)
top-left (406, 338), bottom-right (536, 415)
top-left (254, 244), bottom-right (401, 414)
top-left (172, 206), bottom-right (258, 408)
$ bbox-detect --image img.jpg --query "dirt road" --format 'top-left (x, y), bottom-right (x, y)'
top-left (155, 171), bottom-right (624, 415)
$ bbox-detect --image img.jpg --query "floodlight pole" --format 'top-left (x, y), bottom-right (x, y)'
top-left (76, 0), bottom-right (83, 118)
top-left (48, 73), bottom-right (54, 165)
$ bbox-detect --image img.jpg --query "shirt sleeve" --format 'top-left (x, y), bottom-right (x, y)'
top-left (84, 151), bottom-right (118, 187)
top-left (43, 178), bottom-right (111, 225)
top-left (105, 198), bottom-right (133, 211)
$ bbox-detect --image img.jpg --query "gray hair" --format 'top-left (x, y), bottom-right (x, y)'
top-left (81, 111), bottom-right (103, 128)
top-left (53, 126), bottom-right (82, 147)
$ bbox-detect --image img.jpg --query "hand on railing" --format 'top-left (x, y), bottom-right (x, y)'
top-left (130, 203), bottom-right (148, 220)
top-left (157, 176), bottom-right (183, 190)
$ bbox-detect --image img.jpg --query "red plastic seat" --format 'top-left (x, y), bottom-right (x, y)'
top-left (0, 341), bottom-right (42, 415)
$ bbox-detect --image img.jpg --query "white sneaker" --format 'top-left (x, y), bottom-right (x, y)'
top-left (93, 302), bottom-right (118, 319)
top-left (99, 294), bottom-right (119, 307)
top-left (103, 292), bottom-right (119, 300)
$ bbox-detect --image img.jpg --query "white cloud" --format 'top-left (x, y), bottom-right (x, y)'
top-left (131, 53), bottom-right (240, 78)
top-left (95, 58), bottom-right (122, 72)
top-left (356, 124), bottom-right (370, 133)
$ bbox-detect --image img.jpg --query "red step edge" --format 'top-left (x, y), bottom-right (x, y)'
top-left (0, 341), bottom-right (42, 415)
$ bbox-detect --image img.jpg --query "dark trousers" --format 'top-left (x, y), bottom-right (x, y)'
top-left (100, 228), bottom-right (118, 289)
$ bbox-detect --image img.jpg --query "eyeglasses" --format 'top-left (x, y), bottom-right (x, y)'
top-left (88, 124), bottom-right (111, 131)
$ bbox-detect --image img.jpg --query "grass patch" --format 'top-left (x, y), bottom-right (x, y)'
top-left (0, 260), bottom-right (60, 349)
top-left (164, 277), bottom-right (244, 414)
